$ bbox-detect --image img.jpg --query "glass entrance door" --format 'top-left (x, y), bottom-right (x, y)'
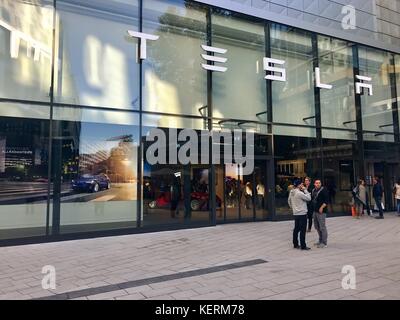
top-left (216, 160), bottom-right (270, 222)
top-left (214, 133), bottom-right (272, 223)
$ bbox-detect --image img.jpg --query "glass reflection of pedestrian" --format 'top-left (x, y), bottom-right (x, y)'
top-left (170, 176), bottom-right (181, 218)
top-left (256, 181), bottom-right (265, 210)
top-left (327, 180), bottom-right (336, 205)
top-left (225, 178), bottom-right (233, 208)
top-left (373, 176), bottom-right (384, 219)
top-left (244, 182), bottom-right (253, 210)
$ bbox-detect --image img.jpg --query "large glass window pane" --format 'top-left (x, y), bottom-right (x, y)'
top-left (0, 102), bottom-right (50, 240)
top-left (212, 123), bottom-right (270, 222)
top-left (212, 11), bottom-right (266, 122)
top-left (270, 24), bottom-right (315, 126)
top-left (318, 36), bottom-right (356, 130)
top-left (142, 115), bottom-right (211, 227)
top-left (54, 0), bottom-right (139, 109)
top-left (143, 0), bottom-right (207, 116)
top-left (321, 135), bottom-right (358, 215)
top-left (364, 141), bottom-right (400, 212)
top-left (52, 107), bottom-right (140, 233)
top-left (274, 134), bottom-right (320, 216)
top-left (0, 0), bottom-right (53, 101)
top-left (359, 47), bottom-right (394, 142)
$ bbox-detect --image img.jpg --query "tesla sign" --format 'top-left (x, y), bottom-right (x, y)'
top-left (127, 30), bottom-right (374, 96)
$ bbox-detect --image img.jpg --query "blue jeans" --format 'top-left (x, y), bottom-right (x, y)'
top-left (397, 199), bottom-right (400, 214)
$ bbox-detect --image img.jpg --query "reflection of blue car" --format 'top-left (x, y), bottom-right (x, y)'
top-left (72, 174), bottom-right (111, 193)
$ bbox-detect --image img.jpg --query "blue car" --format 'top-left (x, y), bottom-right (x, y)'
top-left (72, 174), bottom-right (111, 193)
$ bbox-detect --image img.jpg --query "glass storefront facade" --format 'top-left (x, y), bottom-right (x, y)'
top-left (1, 0), bottom-right (400, 243)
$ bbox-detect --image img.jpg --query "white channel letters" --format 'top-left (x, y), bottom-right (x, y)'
top-left (263, 58), bottom-right (286, 82)
top-left (127, 30), bottom-right (159, 60)
top-left (201, 45), bottom-right (228, 73)
top-left (128, 30), bottom-right (374, 96)
top-left (355, 75), bottom-right (373, 96)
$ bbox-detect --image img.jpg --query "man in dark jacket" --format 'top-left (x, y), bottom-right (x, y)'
top-left (312, 179), bottom-right (329, 248)
top-left (304, 177), bottom-right (313, 232)
top-left (373, 177), bottom-right (384, 219)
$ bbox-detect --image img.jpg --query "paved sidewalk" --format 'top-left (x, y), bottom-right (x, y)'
top-left (1, 213), bottom-right (400, 300)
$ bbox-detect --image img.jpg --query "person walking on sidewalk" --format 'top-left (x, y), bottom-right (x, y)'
top-left (393, 178), bottom-right (400, 216)
top-left (288, 179), bottom-right (311, 251)
top-left (304, 177), bottom-right (313, 232)
top-left (373, 177), bottom-right (384, 220)
top-left (312, 179), bottom-right (329, 248)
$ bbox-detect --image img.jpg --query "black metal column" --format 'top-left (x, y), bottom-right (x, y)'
top-left (137, 0), bottom-right (143, 228)
top-left (264, 22), bottom-right (276, 221)
top-left (311, 34), bottom-right (324, 180)
top-left (390, 54), bottom-right (400, 143)
top-left (353, 45), bottom-right (366, 179)
top-left (46, 0), bottom-right (57, 236)
top-left (51, 128), bottom-right (62, 235)
top-left (206, 8), bottom-right (216, 226)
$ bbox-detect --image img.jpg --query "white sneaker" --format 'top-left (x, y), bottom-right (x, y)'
top-left (317, 243), bottom-right (327, 248)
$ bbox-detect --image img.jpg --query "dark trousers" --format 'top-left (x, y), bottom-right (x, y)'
top-left (170, 200), bottom-right (179, 217)
top-left (293, 215), bottom-right (307, 249)
top-left (374, 198), bottom-right (384, 217)
top-left (307, 211), bottom-right (313, 231)
top-left (244, 195), bottom-right (252, 209)
top-left (257, 195), bottom-right (264, 210)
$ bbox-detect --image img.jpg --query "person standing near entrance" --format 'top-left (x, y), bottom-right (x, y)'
top-left (373, 176), bottom-right (384, 219)
top-left (288, 179), bottom-right (311, 251)
top-left (393, 179), bottom-right (400, 216)
top-left (353, 179), bottom-right (368, 219)
top-left (312, 180), bottom-right (329, 248)
top-left (304, 177), bottom-right (313, 232)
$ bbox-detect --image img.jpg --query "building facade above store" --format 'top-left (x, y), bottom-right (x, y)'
top-left (196, 0), bottom-right (400, 54)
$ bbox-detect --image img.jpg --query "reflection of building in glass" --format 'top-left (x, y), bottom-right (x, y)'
top-left (61, 132), bottom-right (138, 183)
top-left (0, 119), bottom-right (48, 180)
top-left (0, 138), bottom-right (6, 173)
top-left (5, 147), bottom-right (33, 168)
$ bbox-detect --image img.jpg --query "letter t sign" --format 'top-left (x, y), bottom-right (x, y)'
top-left (127, 30), bottom-right (159, 60)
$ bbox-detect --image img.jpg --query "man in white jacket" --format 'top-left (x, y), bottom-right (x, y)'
top-left (288, 179), bottom-right (312, 251)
